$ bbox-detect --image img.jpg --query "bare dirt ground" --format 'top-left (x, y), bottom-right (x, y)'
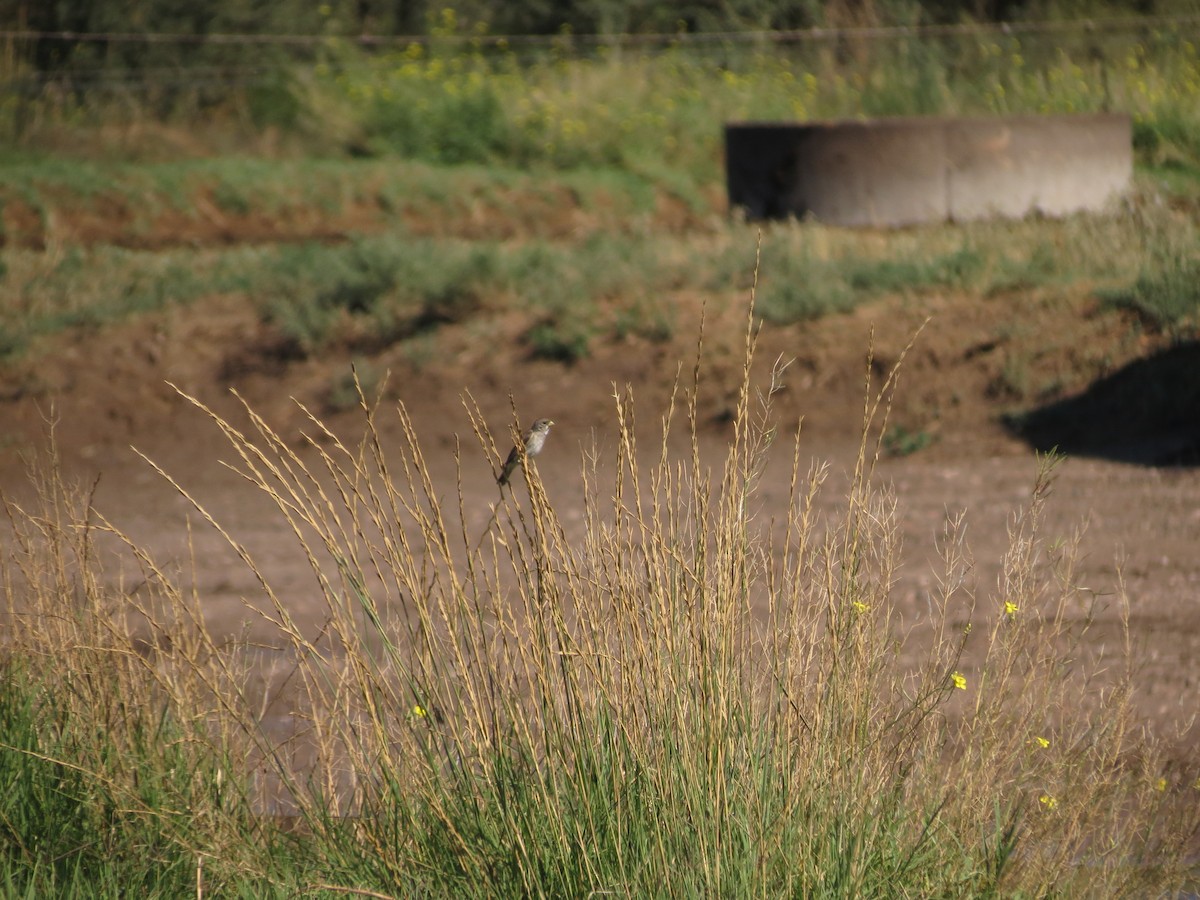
top-left (1, 204), bottom-right (1197, 766)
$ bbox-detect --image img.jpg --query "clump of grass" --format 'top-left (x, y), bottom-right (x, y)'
top-left (114, 296), bottom-right (1194, 892)
top-left (509, 233), bottom-right (674, 360)
top-left (0, 463), bottom-right (306, 895)
top-left (0, 660), bottom-right (224, 896)
top-left (359, 69), bottom-right (517, 165)
top-left (614, 294), bottom-right (675, 343)
top-left (1100, 247), bottom-right (1200, 335)
top-left (1093, 192), bottom-right (1200, 336)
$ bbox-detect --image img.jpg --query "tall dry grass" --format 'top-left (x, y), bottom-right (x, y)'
top-left (1, 288), bottom-right (1197, 895)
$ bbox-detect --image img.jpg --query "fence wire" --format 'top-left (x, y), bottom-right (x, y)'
top-left (0, 15), bottom-right (1196, 133)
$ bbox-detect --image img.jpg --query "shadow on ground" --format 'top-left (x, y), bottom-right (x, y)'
top-left (1008, 341), bottom-right (1200, 466)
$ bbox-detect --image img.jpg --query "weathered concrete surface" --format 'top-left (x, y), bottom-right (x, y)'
top-left (726, 114), bottom-right (1132, 227)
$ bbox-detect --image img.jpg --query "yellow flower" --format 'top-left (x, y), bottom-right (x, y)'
top-left (1004, 600), bottom-right (1019, 619)
top-left (1034, 736), bottom-right (1050, 749)
top-left (1155, 778), bottom-right (1167, 792)
top-left (1039, 794), bottom-right (1057, 810)
top-left (411, 704), bottom-right (428, 719)
top-left (951, 672), bottom-right (967, 691)
top-left (852, 600), bottom-right (869, 614)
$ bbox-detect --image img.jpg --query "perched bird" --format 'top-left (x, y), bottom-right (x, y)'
top-left (497, 418), bottom-right (554, 486)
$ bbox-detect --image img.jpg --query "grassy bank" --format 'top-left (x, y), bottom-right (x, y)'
top-left (2, 18), bottom-right (1196, 367)
top-left (2, 304), bottom-right (1197, 895)
top-left (1, 173), bottom-right (1195, 365)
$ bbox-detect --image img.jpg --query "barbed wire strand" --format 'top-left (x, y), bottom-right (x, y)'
top-left (1, 13), bottom-right (1198, 50)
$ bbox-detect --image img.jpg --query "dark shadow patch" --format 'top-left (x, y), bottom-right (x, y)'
top-left (1006, 341), bottom-right (1200, 466)
top-left (218, 332), bottom-right (307, 381)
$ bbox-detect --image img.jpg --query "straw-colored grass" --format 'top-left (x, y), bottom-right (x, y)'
top-left (1, 285), bottom-right (1197, 895)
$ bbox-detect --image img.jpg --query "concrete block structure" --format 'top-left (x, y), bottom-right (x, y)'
top-left (726, 114), bottom-right (1132, 227)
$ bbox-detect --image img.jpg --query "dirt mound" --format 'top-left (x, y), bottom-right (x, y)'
top-left (0, 267), bottom-right (1161, 483)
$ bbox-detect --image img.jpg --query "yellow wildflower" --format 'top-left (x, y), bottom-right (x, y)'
top-left (951, 672), bottom-right (967, 691)
top-left (1039, 794), bottom-right (1057, 810)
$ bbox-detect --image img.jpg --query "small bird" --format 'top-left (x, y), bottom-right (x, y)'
top-left (497, 418), bottom-right (554, 486)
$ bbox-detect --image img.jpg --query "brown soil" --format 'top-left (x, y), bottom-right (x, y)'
top-left (2, 201), bottom-right (1197, 765)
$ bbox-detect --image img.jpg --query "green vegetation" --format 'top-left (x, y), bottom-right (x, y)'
top-left (1, 7), bottom-right (1196, 363)
top-left (882, 423), bottom-right (935, 456)
top-left (0, 243), bottom-right (255, 358)
top-left (0, 158), bottom-right (665, 249)
top-left (2, 320), bottom-right (1196, 895)
top-left (322, 25), bottom-right (1200, 185)
top-left (0, 186), bottom-right (1192, 362)
top-left (0, 476), bottom-right (306, 896)
top-left (0, 661), bottom-right (298, 897)
top-left (1099, 233), bottom-right (1200, 335)
top-left (4, 13), bottom-right (1200, 188)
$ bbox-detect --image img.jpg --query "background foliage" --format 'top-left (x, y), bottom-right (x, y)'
top-left (3, 1), bottom-right (1198, 181)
